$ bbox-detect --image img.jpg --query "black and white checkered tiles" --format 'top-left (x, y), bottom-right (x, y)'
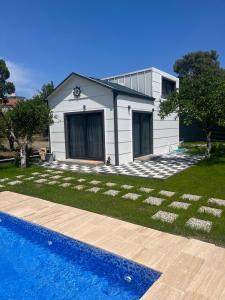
top-left (40, 154), bottom-right (203, 179)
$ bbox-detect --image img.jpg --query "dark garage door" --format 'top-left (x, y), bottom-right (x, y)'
top-left (133, 112), bottom-right (153, 158)
top-left (67, 112), bottom-right (104, 160)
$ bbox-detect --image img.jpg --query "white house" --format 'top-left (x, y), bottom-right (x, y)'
top-left (47, 67), bottom-right (179, 165)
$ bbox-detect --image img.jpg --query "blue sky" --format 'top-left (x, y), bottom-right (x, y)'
top-left (1, 0), bottom-right (225, 97)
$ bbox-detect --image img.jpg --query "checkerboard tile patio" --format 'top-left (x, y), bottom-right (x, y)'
top-left (40, 153), bottom-right (203, 179)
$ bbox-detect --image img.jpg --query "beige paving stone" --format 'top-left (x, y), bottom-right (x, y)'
top-left (160, 253), bottom-right (204, 291)
top-left (24, 177), bottom-right (35, 181)
top-left (186, 266), bottom-right (225, 299)
top-left (0, 184), bottom-right (5, 188)
top-left (50, 175), bottom-right (62, 180)
top-left (142, 282), bottom-right (184, 300)
top-left (16, 175), bottom-right (25, 179)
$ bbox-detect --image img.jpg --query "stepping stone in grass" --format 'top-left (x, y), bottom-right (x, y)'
top-left (152, 211), bottom-right (178, 223)
top-left (8, 180), bottom-right (23, 185)
top-left (0, 185), bottom-right (5, 188)
top-left (50, 175), bottom-right (62, 180)
top-left (53, 171), bottom-right (64, 174)
top-left (198, 206), bottom-right (222, 217)
top-left (48, 181), bottom-right (59, 185)
top-left (62, 177), bottom-right (73, 181)
top-left (186, 217), bottom-right (212, 233)
top-left (34, 179), bottom-right (48, 184)
top-left (73, 185), bottom-right (86, 191)
top-left (24, 177), bottom-right (35, 181)
top-left (208, 198), bottom-right (225, 207)
top-left (105, 182), bottom-right (116, 187)
top-left (40, 174), bottom-right (50, 178)
top-left (122, 193), bottom-right (140, 200)
top-left (46, 169), bottom-right (54, 173)
top-left (169, 201), bottom-right (190, 210)
top-left (77, 178), bottom-right (86, 182)
top-left (143, 197), bottom-right (165, 206)
top-left (0, 178), bottom-right (9, 183)
top-left (60, 182), bottom-right (72, 188)
top-left (16, 175), bottom-right (25, 179)
top-left (86, 187), bottom-right (101, 193)
top-left (139, 187), bottom-right (154, 193)
top-left (90, 180), bottom-right (101, 185)
top-left (31, 172), bottom-right (41, 176)
top-left (104, 190), bottom-right (120, 197)
top-left (121, 185), bottom-right (133, 190)
top-left (181, 194), bottom-right (202, 201)
top-left (159, 190), bottom-right (175, 197)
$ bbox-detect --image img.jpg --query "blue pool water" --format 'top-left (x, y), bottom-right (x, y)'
top-left (0, 212), bottom-right (160, 300)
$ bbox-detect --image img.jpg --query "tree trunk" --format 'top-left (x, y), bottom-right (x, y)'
top-left (205, 130), bottom-right (212, 159)
top-left (20, 144), bottom-right (27, 168)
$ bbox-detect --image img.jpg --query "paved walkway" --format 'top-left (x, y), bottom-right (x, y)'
top-left (41, 153), bottom-right (203, 179)
top-left (0, 191), bottom-right (225, 299)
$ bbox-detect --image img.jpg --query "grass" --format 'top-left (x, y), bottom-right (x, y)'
top-left (1, 145), bottom-right (225, 247)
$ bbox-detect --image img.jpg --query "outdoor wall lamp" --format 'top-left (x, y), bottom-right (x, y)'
top-left (128, 105), bottom-right (131, 111)
top-left (83, 105), bottom-right (86, 111)
top-left (152, 108), bottom-right (154, 112)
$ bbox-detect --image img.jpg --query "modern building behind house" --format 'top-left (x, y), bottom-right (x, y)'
top-left (47, 67), bottom-right (179, 165)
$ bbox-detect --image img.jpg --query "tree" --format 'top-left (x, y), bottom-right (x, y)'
top-left (173, 50), bottom-right (221, 78)
top-left (159, 56), bottom-right (225, 158)
top-left (0, 59), bottom-right (15, 102)
top-left (5, 99), bottom-right (53, 167)
top-left (0, 59), bottom-right (16, 150)
top-left (32, 81), bottom-right (54, 102)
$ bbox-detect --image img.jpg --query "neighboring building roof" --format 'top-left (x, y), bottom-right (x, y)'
top-left (47, 72), bottom-right (155, 101)
top-left (5, 96), bottom-right (24, 107)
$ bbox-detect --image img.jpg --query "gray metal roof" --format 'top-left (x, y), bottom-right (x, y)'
top-left (47, 72), bottom-right (155, 101)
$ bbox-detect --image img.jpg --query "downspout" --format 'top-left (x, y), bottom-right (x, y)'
top-left (46, 99), bottom-right (51, 153)
top-left (113, 91), bottom-right (119, 166)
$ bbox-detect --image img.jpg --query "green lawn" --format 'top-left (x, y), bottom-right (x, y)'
top-left (1, 153), bottom-right (225, 247)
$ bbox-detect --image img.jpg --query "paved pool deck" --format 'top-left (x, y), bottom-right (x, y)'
top-left (1, 191), bottom-right (225, 299)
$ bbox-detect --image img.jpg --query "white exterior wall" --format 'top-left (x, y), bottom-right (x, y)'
top-left (106, 67), bottom-right (179, 157)
top-left (151, 68), bottom-right (179, 154)
top-left (48, 75), bottom-right (116, 164)
top-left (117, 94), bottom-right (154, 164)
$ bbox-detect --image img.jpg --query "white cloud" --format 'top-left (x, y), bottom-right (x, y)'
top-left (5, 60), bottom-right (40, 98)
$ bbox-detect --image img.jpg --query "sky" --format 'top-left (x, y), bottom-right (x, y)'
top-left (1, 0), bottom-right (225, 97)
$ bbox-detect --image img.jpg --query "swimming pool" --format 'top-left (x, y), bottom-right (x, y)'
top-left (0, 212), bottom-right (160, 299)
